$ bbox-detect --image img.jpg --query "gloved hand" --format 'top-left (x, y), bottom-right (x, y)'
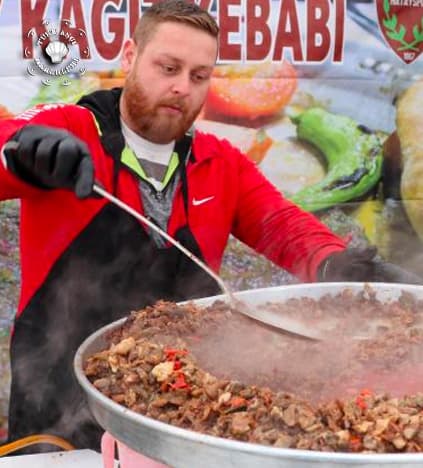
top-left (318, 246), bottom-right (423, 284)
top-left (3, 124), bottom-right (94, 198)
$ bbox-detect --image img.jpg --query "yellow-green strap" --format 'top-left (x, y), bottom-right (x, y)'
top-left (162, 151), bottom-right (179, 187)
top-left (121, 147), bottom-right (179, 188)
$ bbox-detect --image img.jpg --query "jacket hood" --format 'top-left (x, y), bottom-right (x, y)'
top-left (77, 88), bottom-right (125, 161)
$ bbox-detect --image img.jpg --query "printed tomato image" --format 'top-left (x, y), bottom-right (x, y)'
top-left (204, 61), bottom-right (297, 120)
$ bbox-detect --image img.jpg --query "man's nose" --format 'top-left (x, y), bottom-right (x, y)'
top-left (171, 73), bottom-right (191, 96)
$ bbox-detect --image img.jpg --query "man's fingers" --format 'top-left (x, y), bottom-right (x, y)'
top-left (353, 246), bottom-right (378, 262)
top-left (74, 156), bottom-right (94, 199)
top-left (52, 138), bottom-right (82, 183)
top-left (5, 124), bottom-right (95, 197)
top-left (34, 136), bottom-right (61, 177)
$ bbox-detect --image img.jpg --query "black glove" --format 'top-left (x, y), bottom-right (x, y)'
top-left (318, 247), bottom-right (423, 285)
top-left (3, 124), bottom-right (94, 198)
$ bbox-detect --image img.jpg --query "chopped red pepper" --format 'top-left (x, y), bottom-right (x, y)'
top-left (164, 348), bottom-right (188, 361)
top-left (173, 360), bottom-right (182, 371)
top-left (355, 388), bottom-right (373, 410)
top-left (170, 372), bottom-right (190, 390)
top-left (355, 396), bottom-right (367, 410)
top-left (349, 435), bottom-right (362, 451)
top-left (229, 397), bottom-right (248, 409)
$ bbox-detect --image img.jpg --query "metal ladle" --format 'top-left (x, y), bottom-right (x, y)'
top-left (93, 184), bottom-right (322, 341)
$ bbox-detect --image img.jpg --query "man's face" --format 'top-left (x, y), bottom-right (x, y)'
top-left (121, 22), bottom-right (217, 144)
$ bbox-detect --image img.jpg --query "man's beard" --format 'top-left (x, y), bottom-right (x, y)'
top-left (122, 73), bottom-right (200, 144)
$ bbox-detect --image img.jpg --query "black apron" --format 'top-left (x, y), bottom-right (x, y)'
top-left (7, 89), bottom-right (219, 452)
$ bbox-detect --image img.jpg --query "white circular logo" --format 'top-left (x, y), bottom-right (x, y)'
top-left (25, 19), bottom-right (89, 86)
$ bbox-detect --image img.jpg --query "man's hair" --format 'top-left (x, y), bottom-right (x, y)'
top-left (133, 0), bottom-right (219, 50)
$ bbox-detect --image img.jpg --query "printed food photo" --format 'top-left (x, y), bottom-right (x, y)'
top-left (1, 1), bottom-right (423, 467)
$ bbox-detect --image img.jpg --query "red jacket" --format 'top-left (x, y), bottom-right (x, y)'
top-left (2, 90), bottom-right (347, 447)
top-left (0, 96), bottom-right (346, 317)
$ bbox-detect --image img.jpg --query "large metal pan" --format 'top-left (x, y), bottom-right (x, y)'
top-left (74, 282), bottom-right (423, 467)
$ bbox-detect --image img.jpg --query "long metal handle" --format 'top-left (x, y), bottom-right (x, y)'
top-left (93, 183), bottom-right (233, 299)
top-left (93, 184), bottom-right (321, 340)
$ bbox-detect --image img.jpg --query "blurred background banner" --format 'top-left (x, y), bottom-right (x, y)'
top-left (1, 0), bottom-right (421, 271)
top-left (0, 0), bottom-right (423, 438)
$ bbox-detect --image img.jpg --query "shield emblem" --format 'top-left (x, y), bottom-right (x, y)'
top-left (376, 0), bottom-right (423, 64)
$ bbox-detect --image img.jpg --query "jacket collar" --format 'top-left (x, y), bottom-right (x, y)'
top-left (78, 88), bottom-right (195, 205)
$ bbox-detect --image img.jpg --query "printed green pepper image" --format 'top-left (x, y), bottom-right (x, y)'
top-left (28, 75), bottom-right (100, 106)
top-left (289, 108), bottom-right (384, 212)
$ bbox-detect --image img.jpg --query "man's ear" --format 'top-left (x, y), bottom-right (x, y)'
top-left (121, 39), bottom-right (137, 73)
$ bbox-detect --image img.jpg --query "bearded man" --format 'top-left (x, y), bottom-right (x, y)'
top-left (0, 0), bottom-right (418, 452)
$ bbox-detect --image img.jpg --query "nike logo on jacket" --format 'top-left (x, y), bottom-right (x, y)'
top-left (192, 196), bottom-right (215, 206)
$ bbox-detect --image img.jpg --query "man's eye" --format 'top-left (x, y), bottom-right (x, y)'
top-left (192, 73), bottom-right (209, 83)
top-left (162, 64), bottom-right (176, 74)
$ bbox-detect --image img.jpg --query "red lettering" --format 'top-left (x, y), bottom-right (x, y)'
top-left (92, 0), bottom-right (125, 60)
top-left (60, 0), bottom-right (90, 59)
top-left (246, 0), bottom-right (271, 60)
top-left (333, 0), bottom-right (345, 62)
top-left (21, 0), bottom-right (48, 59)
top-left (129, 0), bottom-right (141, 38)
top-left (306, 0), bottom-right (330, 61)
top-left (273, 0), bottom-right (303, 61)
top-left (218, 0), bottom-right (241, 61)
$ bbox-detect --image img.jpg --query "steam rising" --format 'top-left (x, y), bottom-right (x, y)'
top-left (186, 296), bottom-right (423, 404)
top-left (9, 218), bottom-right (222, 452)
